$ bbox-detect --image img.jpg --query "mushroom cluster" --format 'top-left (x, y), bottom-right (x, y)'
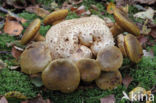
top-left (19, 9), bottom-right (143, 93)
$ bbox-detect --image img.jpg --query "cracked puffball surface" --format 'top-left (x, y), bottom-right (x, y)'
top-left (45, 16), bottom-right (114, 61)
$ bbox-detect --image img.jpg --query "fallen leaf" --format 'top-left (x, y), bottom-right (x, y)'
top-left (0, 96), bottom-right (8, 103)
top-left (107, 2), bottom-right (116, 14)
top-left (134, 7), bottom-right (155, 21)
top-left (9, 66), bottom-right (20, 70)
top-left (26, 5), bottom-right (50, 18)
top-left (143, 49), bottom-right (154, 58)
top-left (21, 94), bottom-right (52, 103)
top-left (100, 95), bottom-right (115, 103)
top-left (90, 5), bottom-right (98, 11)
top-left (122, 75), bottom-right (133, 88)
top-left (141, 19), bottom-right (151, 35)
top-left (115, 0), bottom-right (135, 6)
top-left (129, 87), bottom-right (146, 101)
top-left (4, 16), bottom-right (23, 36)
top-left (150, 27), bottom-right (156, 39)
top-left (69, 0), bottom-right (83, 5)
top-left (5, 91), bottom-right (27, 99)
top-left (62, 1), bottom-right (73, 9)
top-left (134, 0), bottom-right (156, 5)
top-left (75, 5), bottom-right (91, 16)
top-left (11, 46), bottom-right (23, 60)
top-left (0, 59), bottom-right (6, 70)
top-left (138, 36), bottom-right (149, 47)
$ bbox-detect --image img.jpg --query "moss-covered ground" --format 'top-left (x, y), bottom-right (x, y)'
top-left (0, 0), bottom-right (156, 103)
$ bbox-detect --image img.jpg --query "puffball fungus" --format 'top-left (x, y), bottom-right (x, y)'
top-left (20, 42), bottom-right (52, 74)
top-left (42, 59), bottom-right (80, 93)
top-left (45, 16), bottom-right (114, 61)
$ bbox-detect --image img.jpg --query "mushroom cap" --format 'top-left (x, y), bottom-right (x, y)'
top-left (20, 42), bottom-right (52, 74)
top-left (42, 59), bottom-right (80, 93)
top-left (124, 34), bottom-right (143, 63)
top-left (114, 9), bottom-right (140, 36)
top-left (117, 34), bottom-right (127, 57)
top-left (76, 58), bottom-right (101, 82)
top-left (95, 70), bottom-right (122, 90)
top-left (45, 16), bottom-right (114, 61)
top-left (96, 46), bottom-right (123, 71)
top-left (21, 18), bottom-right (41, 45)
top-left (43, 9), bottom-right (68, 25)
top-left (129, 87), bottom-right (146, 101)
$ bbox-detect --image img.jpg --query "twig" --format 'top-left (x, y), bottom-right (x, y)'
top-left (0, 51), bottom-right (10, 54)
top-left (0, 6), bottom-right (20, 18)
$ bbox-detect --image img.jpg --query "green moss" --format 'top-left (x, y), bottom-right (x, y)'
top-left (0, 68), bottom-right (38, 98)
top-left (42, 86), bottom-right (126, 103)
top-left (66, 11), bottom-right (80, 20)
top-left (0, 34), bottom-right (15, 50)
top-left (130, 57), bottom-right (156, 89)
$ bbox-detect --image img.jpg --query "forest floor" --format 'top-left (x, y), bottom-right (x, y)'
top-left (0, 0), bottom-right (156, 103)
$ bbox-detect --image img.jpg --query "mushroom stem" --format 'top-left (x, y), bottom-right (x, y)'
top-left (110, 23), bottom-right (124, 36)
top-left (34, 32), bottom-right (45, 41)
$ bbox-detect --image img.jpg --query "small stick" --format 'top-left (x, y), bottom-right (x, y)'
top-left (0, 6), bottom-right (20, 18)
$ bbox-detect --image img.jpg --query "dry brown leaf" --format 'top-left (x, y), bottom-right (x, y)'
top-left (21, 94), bottom-right (52, 103)
top-left (134, 0), bottom-right (156, 5)
top-left (107, 2), bottom-right (116, 14)
top-left (0, 59), bottom-right (6, 70)
top-left (69, 0), bottom-right (83, 5)
top-left (143, 50), bottom-right (154, 58)
top-left (122, 75), bottom-right (133, 88)
top-left (138, 36), bottom-right (149, 47)
top-left (26, 5), bottom-right (50, 18)
top-left (150, 27), bottom-right (156, 39)
top-left (4, 16), bottom-right (23, 36)
top-left (100, 95), bottom-right (115, 103)
top-left (11, 46), bottom-right (23, 60)
top-left (0, 96), bottom-right (8, 103)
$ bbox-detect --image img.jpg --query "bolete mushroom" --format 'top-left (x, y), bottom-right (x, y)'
top-left (117, 34), bottom-right (127, 57)
top-left (76, 58), bottom-right (101, 82)
top-left (42, 59), bottom-right (80, 93)
top-left (43, 9), bottom-right (68, 25)
top-left (20, 42), bottom-right (52, 74)
top-left (21, 18), bottom-right (45, 45)
top-left (96, 46), bottom-right (123, 71)
top-left (110, 8), bottom-right (140, 36)
top-left (45, 16), bottom-right (114, 61)
top-left (117, 34), bottom-right (143, 63)
top-left (95, 70), bottom-right (122, 90)
top-left (124, 34), bottom-right (143, 63)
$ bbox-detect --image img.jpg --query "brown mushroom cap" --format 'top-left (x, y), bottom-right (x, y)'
top-left (43, 9), bottom-right (68, 25)
top-left (117, 34), bottom-right (127, 57)
top-left (76, 58), bottom-right (101, 82)
top-left (96, 46), bottom-right (123, 71)
top-left (42, 59), bottom-right (80, 93)
top-left (20, 42), bottom-right (52, 74)
top-left (95, 70), bottom-right (122, 90)
top-left (21, 18), bottom-right (41, 45)
top-left (113, 9), bottom-right (140, 36)
top-left (124, 34), bottom-right (143, 63)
